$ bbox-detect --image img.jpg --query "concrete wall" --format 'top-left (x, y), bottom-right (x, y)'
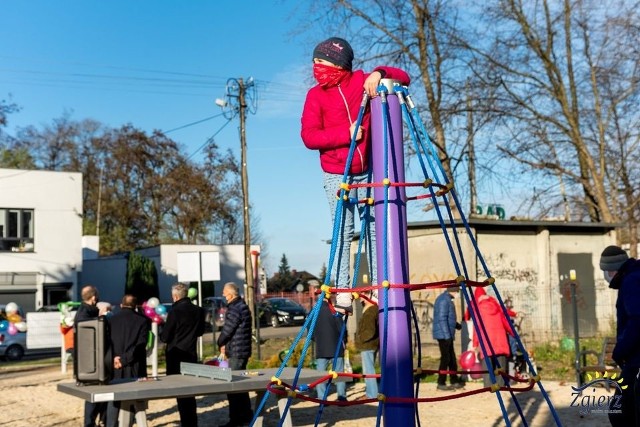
top-left (0, 168), bottom-right (82, 311)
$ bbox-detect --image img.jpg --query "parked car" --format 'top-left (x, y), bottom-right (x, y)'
top-left (202, 296), bottom-right (227, 331)
top-left (0, 331), bottom-right (27, 361)
top-left (258, 298), bottom-right (307, 328)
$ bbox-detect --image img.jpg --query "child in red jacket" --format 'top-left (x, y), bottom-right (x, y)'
top-left (301, 37), bottom-right (410, 313)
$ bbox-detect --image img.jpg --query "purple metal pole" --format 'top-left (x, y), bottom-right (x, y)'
top-left (371, 81), bottom-right (415, 426)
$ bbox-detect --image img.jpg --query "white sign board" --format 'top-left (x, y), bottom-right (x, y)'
top-left (26, 312), bottom-right (66, 349)
top-left (177, 251), bottom-right (220, 282)
top-left (201, 251), bottom-right (221, 281)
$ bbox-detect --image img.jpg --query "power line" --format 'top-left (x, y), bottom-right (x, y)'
top-left (162, 113), bottom-right (224, 134)
top-left (185, 118), bottom-right (233, 161)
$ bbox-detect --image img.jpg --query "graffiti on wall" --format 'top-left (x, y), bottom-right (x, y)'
top-left (481, 253), bottom-right (539, 285)
top-left (479, 252), bottom-right (540, 319)
top-left (409, 271), bottom-right (458, 332)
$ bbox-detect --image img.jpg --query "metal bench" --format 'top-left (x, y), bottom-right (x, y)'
top-left (578, 337), bottom-right (620, 387)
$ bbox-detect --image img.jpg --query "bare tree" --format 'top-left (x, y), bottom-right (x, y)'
top-left (7, 116), bottom-right (249, 256)
top-left (467, 0), bottom-right (640, 251)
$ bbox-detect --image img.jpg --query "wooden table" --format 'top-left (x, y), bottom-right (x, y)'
top-left (57, 367), bottom-right (324, 427)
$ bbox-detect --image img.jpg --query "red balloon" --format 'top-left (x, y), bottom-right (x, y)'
top-left (459, 350), bottom-right (476, 370)
top-left (470, 361), bottom-right (484, 379)
top-left (152, 314), bottom-right (163, 324)
top-left (144, 306), bottom-right (155, 317)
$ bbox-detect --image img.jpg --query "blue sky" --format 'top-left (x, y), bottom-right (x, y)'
top-left (0, 1), bottom-right (525, 279)
top-left (0, 1), bottom-right (337, 276)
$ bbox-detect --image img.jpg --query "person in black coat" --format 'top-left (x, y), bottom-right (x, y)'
top-left (216, 282), bottom-right (253, 427)
top-left (106, 295), bottom-right (150, 427)
top-left (159, 283), bottom-right (205, 427)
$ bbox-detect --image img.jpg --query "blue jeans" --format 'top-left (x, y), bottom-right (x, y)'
top-left (323, 172), bottom-right (377, 306)
top-left (315, 357), bottom-right (346, 399)
top-left (360, 350), bottom-right (378, 398)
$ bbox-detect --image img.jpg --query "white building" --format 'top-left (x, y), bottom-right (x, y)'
top-left (0, 168), bottom-right (83, 312)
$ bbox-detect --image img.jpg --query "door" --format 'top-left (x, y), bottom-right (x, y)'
top-left (557, 253), bottom-right (598, 337)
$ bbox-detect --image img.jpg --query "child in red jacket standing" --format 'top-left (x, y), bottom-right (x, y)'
top-left (301, 37), bottom-right (410, 313)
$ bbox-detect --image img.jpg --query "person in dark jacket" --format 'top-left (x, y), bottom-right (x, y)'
top-left (432, 287), bottom-right (464, 391)
top-left (216, 282), bottom-right (253, 427)
top-left (599, 245), bottom-right (640, 426)
top-left (354, 293), bottom-right (379, 398)
top-left (301, 37), bottom-right (411, 313)
top-left (159, 283), bottom-right (205, 427)
top-left (312, 297), bottom-right (347, 401)
top-left (75, 285), bottom-right (110, 427)
top-left (106, 294), bottom-right (150, 427)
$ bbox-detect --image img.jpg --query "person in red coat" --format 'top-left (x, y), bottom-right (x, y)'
top-left (301, 37), bottom-right (410, 313)
top-left (467, 287), bottom-right (513, 387)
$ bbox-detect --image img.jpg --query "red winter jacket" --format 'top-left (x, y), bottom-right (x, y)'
top-left (469, 287), bottom-right (513, 358)
top-left (301, 66), bottom-right (410, 175)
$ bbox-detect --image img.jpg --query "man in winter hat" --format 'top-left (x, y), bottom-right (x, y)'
top-left (598, 245), bottom-right (640, 426)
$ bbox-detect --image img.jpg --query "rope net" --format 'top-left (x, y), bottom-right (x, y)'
top-left (250, 84), bottom-right (562, 427)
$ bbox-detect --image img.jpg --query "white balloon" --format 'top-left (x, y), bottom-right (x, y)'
top-left (63, 316), bottom-right (75, 327)
top-left (14, 321), bottom-right (27, 332)
top-left (5, 302), bottom-right (18, 315)
top-left (147, 297), bottom-right (160, 309)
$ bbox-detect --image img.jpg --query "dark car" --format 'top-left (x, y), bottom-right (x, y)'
top-left (202, 296), bottom-right (227, 331)
top-left (258, 298), bottom-right (307, 328)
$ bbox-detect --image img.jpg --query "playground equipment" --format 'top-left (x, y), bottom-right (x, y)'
top-left (251, 80), bottom-right (562, 427)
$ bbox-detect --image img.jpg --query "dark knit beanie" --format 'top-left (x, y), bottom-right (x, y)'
top-left (599, 245), bottom-right (629, 271)
top-left (312, 37), bottom-right (354, 71)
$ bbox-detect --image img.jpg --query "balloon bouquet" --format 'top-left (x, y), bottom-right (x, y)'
top-left (142, 297), bottom-right (168, 325)
top-left (57, 302), bottom-right (80, 353)
top-left (459, 350), bottom-right (484, 380)
top-left (142, 287), bottom-right (198, 324)
top-left (0, 302), bottom-right (27, 336)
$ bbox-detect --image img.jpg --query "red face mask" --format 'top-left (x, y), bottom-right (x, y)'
top-left (313, 63), bottom-right (349, 87)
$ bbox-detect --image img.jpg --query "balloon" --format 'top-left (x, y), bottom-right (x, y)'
top-left (63, 316), bottom-right (75, 327)
top-left (144, 306), bottom-right (155, 317)
top-left (154, 304), bottom-right (167, 315)
top-left (459, 350), bottom-right (476, 370)
top-left (147, 297), bottom-right (159, 309)
top-left (7, 323), bottom-right (18, 335)
top-left (7, 313), bottom-right (22, 323)
top-left (152, 315), bottom-right (163, 324)
top-left (188, 288), bottom-right (197, 299)
top-left (5, 302), bottom-right (18, 315)
top-left (14, 321), bottom-right (27, 332)
top-left (0, 320), bottom-right (8, 332)
top-left (470, 361), bottom-right (484, 380)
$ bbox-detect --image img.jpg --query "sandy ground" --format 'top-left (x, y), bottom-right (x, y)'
top-left (0, 364), bottom-right (613, 427)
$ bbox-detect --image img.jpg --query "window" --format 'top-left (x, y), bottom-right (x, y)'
top-left (0, 208), bottom-right (35, 252)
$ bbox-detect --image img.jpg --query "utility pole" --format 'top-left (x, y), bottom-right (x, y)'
top-left (238, 78), bottom-right (255, 330)
top-left (216, 77), bottom-right (257, 333)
